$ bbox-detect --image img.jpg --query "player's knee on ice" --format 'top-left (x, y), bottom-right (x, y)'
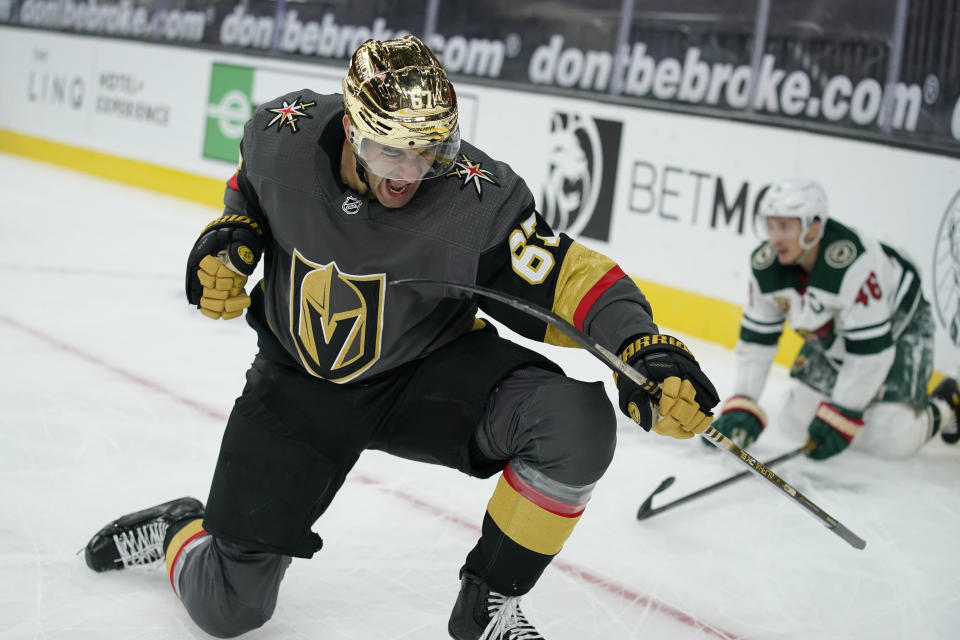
top-left (858, 402), bottom-right (937, 458)
top-left (778, 381), bottom-right (936, 458)
top-left (178, 537), bottom-right (291, 638)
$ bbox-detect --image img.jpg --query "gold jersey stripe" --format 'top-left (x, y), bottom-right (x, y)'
top-left (164, 518), bottom-right (207, 584)
top-left (545, 241), bottom-right (619, 347)
top-left (486, 474), bottom-right (582, 556)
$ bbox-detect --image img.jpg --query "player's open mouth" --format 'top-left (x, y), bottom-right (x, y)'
top-left (385, 180), bottom-right (412, 197)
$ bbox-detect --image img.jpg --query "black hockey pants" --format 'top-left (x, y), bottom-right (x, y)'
top-left (177, 329), bottom-right (616, 637)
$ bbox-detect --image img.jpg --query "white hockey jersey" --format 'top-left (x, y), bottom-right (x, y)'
top-left (733, 219), bottom-right (924, 411)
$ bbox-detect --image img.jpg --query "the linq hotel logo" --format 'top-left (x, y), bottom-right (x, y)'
top-left (541, 112), bottom-right (622, 241)
top-left (933, 189), bottom-right (960, 346)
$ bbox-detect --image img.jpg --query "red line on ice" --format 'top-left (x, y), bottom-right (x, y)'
top-left (0, 314), bottom-right (223, 422)
top-left (2, 313), bottom-right (745, 640)
top-left (354, 477), bottom-right (744, 640)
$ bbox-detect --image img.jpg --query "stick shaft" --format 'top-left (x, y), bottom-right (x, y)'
top-left (701, 427), bottom-right (866, 549)
top-left (389, 278), bottom-right (866, 550)
top-left (391, 278), bottom-right (661, 396)
top-left (639, 445), bottom-right (809, 520)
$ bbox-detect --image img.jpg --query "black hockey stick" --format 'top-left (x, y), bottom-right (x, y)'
top-left (389, 278), bottom-right (866, 550)
top-left (636, 443), bottom-right (812, 520)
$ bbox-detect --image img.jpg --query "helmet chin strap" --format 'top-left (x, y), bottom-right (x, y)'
top-left (354, 157), bottom-right (370, 189)
top-left (790, 222), bottom-right (821, 265)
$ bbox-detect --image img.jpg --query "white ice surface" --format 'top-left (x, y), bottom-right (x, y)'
top-left (1, 152), bottom-right (958, 639)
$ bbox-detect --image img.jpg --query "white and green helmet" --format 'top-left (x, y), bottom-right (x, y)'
top-left (759, 179), bottom-right (829, 250)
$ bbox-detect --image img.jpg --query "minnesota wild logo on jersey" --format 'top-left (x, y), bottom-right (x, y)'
top-left (289, 250), bottom-right (385, 382)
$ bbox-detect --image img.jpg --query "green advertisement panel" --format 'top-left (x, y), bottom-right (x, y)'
top-left (204, 63), bottom-right (254, 163)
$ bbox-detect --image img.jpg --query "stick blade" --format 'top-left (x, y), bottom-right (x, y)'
top-left (636, 502), bottom-right (655, 521)
top-left (636, 476), bottom-right (675, 520)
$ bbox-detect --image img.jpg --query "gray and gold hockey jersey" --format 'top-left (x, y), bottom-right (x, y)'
top-left (220, 90), bottom-right (656, 383)
top-left (733, 218), bottom-right (925, 409)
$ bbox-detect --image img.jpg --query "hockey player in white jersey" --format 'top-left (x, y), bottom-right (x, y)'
top-left (711, 179), bottom-right (960, 460)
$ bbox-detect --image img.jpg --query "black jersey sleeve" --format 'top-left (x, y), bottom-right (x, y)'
top-left (221, 140), bottom-right (271, 241)
top-left (476, 208), bottom-right (656, 351)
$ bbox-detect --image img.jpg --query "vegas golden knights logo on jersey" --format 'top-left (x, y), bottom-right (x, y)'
top-left (289, 250), bottom-right (385, 382)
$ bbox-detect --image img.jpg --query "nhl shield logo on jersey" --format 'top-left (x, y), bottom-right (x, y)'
top-left (933, 189), bottom-right (960, 345)
top-left (446, 154), bottom-right (498, 199)
top-left (341, 194), bottom-right (363, 215)
top-left (289, 251), bottom-right (385, 382)
top-left (263, 96), bottom-right (316, 133)
top-left (774, 296), bottom-right (791, 313)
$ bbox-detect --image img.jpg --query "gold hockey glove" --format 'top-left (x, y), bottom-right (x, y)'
top-left (616, 334), bottom-right (720, 439)
top-left (195, 254), bottom-right (250, 320)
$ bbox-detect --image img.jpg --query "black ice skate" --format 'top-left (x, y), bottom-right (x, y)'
top-left (448, 569), bottom-right (545, 640)
top-left (84, 497), bottom-right (204, 572)
top-left (931, 377), bottom-right (960, 444)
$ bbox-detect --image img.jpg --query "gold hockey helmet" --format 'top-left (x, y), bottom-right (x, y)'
top-left (343, 35), bottom-right (460, 181)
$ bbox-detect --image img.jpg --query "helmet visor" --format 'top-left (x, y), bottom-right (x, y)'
top-left (353, 128), bottom-right (460, 181)
top-left (761, 216), bottom-right (803, 240)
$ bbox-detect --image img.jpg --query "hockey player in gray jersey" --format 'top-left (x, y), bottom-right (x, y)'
top-left (82, 36), bottom-right (719, 639)
top-left (711, 179), bottom-right (960, 461)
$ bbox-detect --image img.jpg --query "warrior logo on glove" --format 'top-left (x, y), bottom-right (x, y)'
top-left (237, 245), bottom-right (257, 267)
top-left (615, 334), bottom-right (720, 439)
